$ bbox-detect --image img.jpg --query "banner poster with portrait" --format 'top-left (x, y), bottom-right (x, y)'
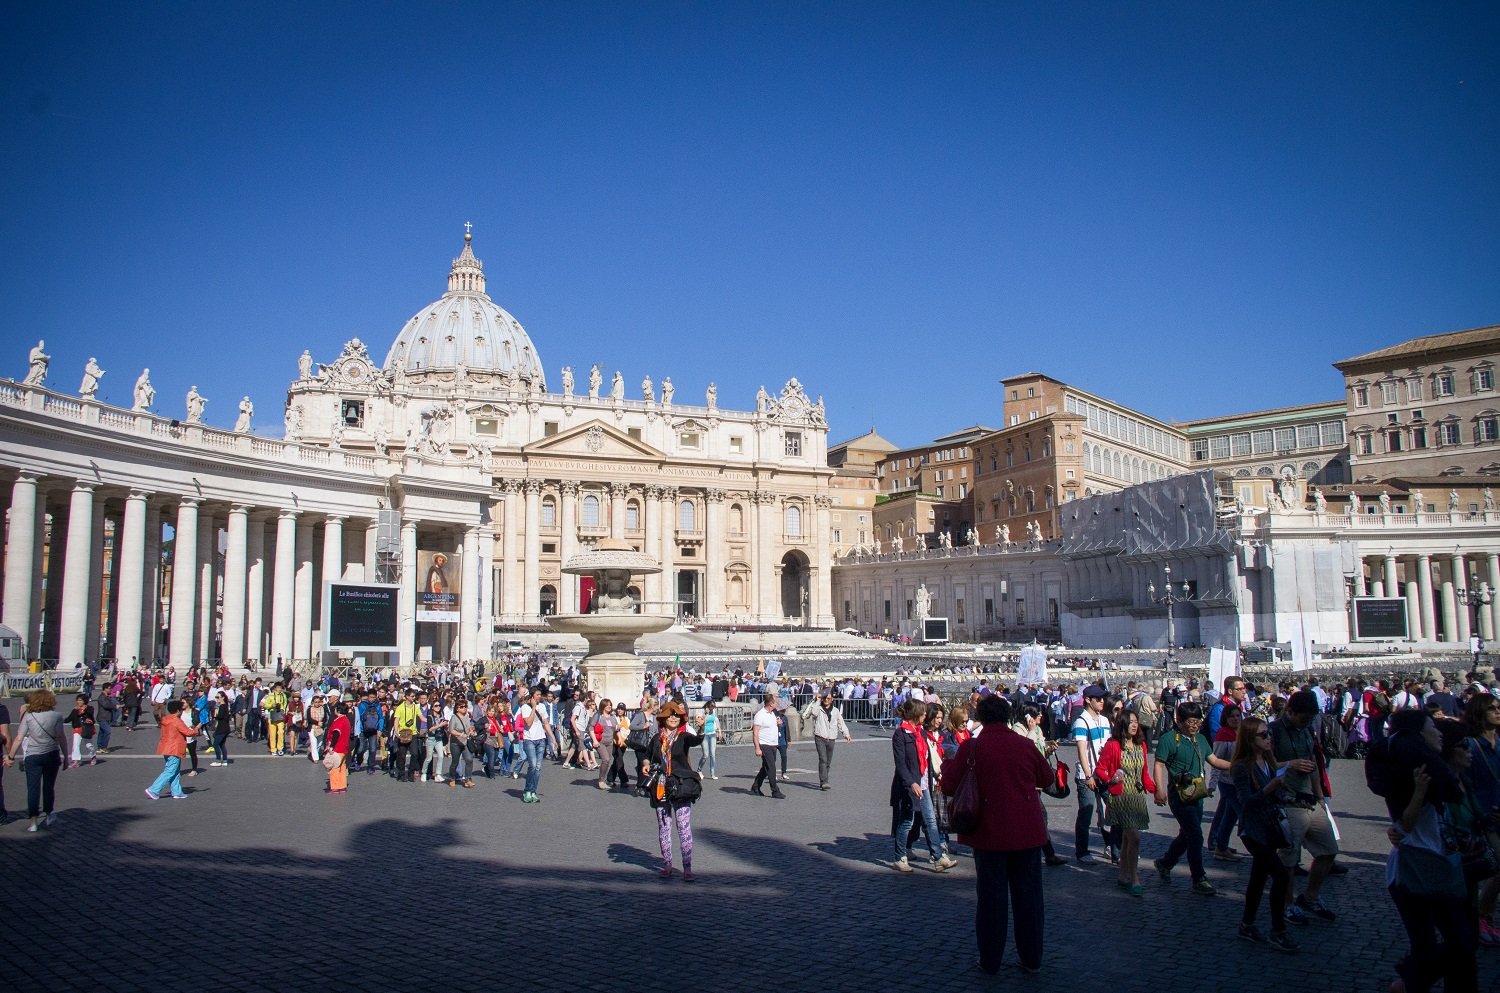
top-left (416, 549), bottom-right (462, 623)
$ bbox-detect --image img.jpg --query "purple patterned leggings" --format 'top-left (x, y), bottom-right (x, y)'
top-left (656, 804), bottom-right (693, 869)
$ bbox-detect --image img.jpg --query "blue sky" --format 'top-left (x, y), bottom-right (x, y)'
top-left (2, 3), bottom-right (1496, 447)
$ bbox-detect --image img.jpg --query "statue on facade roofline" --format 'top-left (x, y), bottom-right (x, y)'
top-left (1378, 491), bottom-right (1392, 516)
top-left (132, 369), bottom-right (155, 412)
top-left (234, 396), bottom-right (253, 433)
top-left (1312, 487), bottom-right (1327, 514)
top-left (23, 340), bottom-right (49, 387)
top-left (1409, 489), bottom-right (1424, 514)
top-left (662, 377), bottom-right (674, 406)
top-left (756, 385), bottom-right (769, 413)
top-left (610, 371), bottom-right (624, 401)
top-left (642, 374), bottom-right (654, 404)
top-left (998, 524), bottom-right (1010, 546)
top-left (298, 350), bottom-right (313, 381)
top-left (588, 364), bottom-right (602, 399)
top-left (1449, 489), bottom-right (1461, 514)
top-left (706, 382), bottom-right (717, 409)
top-left (561, 366), bottom-right (574, 397)
top-left (79, 357), bottom-right (104, 399)
top-left (1485, 486), bottom-right (1496, 513)
top-left (185, 385), bottom-right (205, 424)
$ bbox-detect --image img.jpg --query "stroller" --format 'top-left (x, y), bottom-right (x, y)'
top-left (1342, 714), bottom-right (1370, 759)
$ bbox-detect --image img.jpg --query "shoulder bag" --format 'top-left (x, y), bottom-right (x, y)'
top-left (946, 751), bottom-right (982, 834)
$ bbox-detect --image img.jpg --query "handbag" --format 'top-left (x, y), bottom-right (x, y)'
top-left (1043, 757), bottom-right (1072, 799)
top-left (946, 753), bottom-right (982, 834)
top-left (1395, 844), bottom-right (1465, 898)
top-left (321, 751), bottom-right (340, 771)
top-left (626, 724), bottom-right (654, 752)
top-left (666, 773), bottom-right (702, 803)
top-left (466, 735), bottom-right (484, 757)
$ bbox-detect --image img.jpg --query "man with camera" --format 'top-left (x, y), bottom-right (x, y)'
top-left (1152, 701), bottom-right (1231, 896)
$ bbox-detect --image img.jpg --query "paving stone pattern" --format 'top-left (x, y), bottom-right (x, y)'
top-left (0, 725), bottom-right (1493, 993)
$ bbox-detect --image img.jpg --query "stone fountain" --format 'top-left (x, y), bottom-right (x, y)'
top-left (545, 538), bottom-right (672, 706)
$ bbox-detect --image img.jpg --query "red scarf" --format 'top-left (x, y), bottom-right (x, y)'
top-left (900, 721), bottom-right (928, 778)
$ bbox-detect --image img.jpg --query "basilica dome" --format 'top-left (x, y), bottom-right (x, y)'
top-left (382, 232), bottom-right (545, 388)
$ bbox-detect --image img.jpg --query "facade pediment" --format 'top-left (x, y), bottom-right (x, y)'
top-left (523, 419), bottom-right (664, 460)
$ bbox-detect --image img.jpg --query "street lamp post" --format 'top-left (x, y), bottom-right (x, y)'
top-left (1456, 582), bottom-right (1494, 663)
top-left (1149, 564), bottom-right (1195, 674)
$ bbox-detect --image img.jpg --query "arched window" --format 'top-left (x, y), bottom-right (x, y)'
top-left (729, 503), bottom-right (744, 535)
top-left (541, 496), bottom-right (557, 527)
top-left (785, 504), bottom-right (802, 537)
top-left (1024, 488), bottom-right (1036, 513)
top-left (626, 500), bottom-right (640, 530)
top-left (582, 494), bottom-right (601, 527)
top-left (678, 500), bottom-right (696, 531)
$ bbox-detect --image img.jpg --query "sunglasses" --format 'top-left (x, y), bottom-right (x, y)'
top-left (1254, 731), bottom-right (1271, 739)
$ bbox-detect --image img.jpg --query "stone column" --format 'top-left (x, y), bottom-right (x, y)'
top-left (524, 479), bottom-right (542, 619)
top-left (559, 481), bottom-right (579, 613)
top-left (705, 488), bottom-right (727, 622)
top-left (756, 491), bottom-right (778, 623)
top-left (293, 519), bottom-right (314, 661)
top-left (57, 483), bottom-right (96, 665)
top-left (660, 486), bottom-right (678, 616)
top-left (1452, 554), bottom-right (1472, 644)
top-left (219, 505), bottom-right (250, 666)
top-left (643, 485), bottom-right (662, 608)
top-left (1383, 556), bottom-right (1399, 600)
top-left (610, 481), bottom-right (628, 540)
top-left (84, 501), bottom-right (106, 666)
top-left (168, 499), bottom-right (200, 668)
top-left (461, 526), bottom-right (480, 657)
top-left (197, 511), bottom-right (216, 662)
top-left (813, 494), bottom-right (833, 627)
top-left (2, 473), bottom-right (41, 645)
top-left (1404, 567), bottom-right (1423, 642)
top-left (40, 495), bottom-right (65, 661)
top-left (500, 479), bottom-right (521, 621)
top-left (245, 514), bottom-right (266, 665)
top-left (1487, 553), bottom-right (1500, 642)
top-left (1439, 561), bottom-right (1458, 644)
top-left (270, 510), bottom-right (298, 663)
top-left (1353, 558), bottom-right (1367, 596)
top-left (477, 525), bottom-right (494, 655)
top-left (113, 489), bottom-right (150, 667)
top-left (1416, 554), bottom-right (1435, 644)
top-left (400, 519), bottom-right (418, 665)
top-left (143, 501), bottom-right (163, 664)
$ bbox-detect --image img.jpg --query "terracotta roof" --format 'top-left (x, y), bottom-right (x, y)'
top-left (1334, 324), bottom-right (1500, 369)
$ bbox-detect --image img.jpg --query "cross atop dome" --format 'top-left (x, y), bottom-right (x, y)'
top-left (448, 225), bottom-right (485, 295)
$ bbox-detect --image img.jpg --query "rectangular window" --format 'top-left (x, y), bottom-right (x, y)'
top-left (832, 529), bottom-right (842, 543)
top-left (1407, 378), bottom-right (1423, 402)
top-left (984, 598), bottom-right (995, 624)
top-left (1210, 436), bottom-right (1230, 460)
top-left (626, 505), bottom-right (639, 530)
top-left (1357, 434), bottom-right (1373, 455)
top-left (544, 421), bottom-right (559, 437)
top-left (1412, 427), bottom-right (1427, 449)
top-left (1191, 439), bottom-right (1209, 462)
top-left (1476, 369), bottom-right (1495, 391)
top-left (1436, 373), bottom-right (1456, 397)
top-left (1387, 431), bottom-right (1403, 452)
top-left (1275, 427), bottom-right (1296, 451)
top-left (1251, 430), bottom-right (1273, 454)
top-left (1440, 422), bottom-right (1461, 445)
top-left (1481, 418), bottom-right (1499, 442)
top-left (1230, 433), bottom-right (1251, 456)
top-left (679, 430), bottom-right (701, 449)
top-left (958, 483), bottom-right (967, 498)
top-left (1354, 386), bottom-right (1369, 407)
top-left (1321, 421), bottom-right (1344, 446)
top-left (474, 417), bottom-right (499, 436)
top-left (955, 598), bottom-right (965, 624)
top-left (729, 436), bottom-right (743, 454)
top-left (1380, 381), bottom-right (1398, 404)
top-left (881, 599), bottom-right (891, 621)
top-left (541, 501), bottom-right (556, 527)
top-left (1298, 424), bottom-right (1320, 449)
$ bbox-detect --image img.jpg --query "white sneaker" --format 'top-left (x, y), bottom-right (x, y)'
top-left (210, 761), bottom-right (225, 767)
top-left (934, 854), bottom-right (958, 871)
top-left (420, 774), bottom-right (427, 782)
top-left (27, 821), bottom-right (39, 833)
top-left (892, 857), bottom-right (913, 873)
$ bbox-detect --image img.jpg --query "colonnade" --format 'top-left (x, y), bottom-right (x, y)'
top-left (1355, 550), bottom-right (1500, 642)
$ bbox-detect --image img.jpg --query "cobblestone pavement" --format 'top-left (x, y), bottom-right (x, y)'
top-left (0, 725), bottom-right (1494, 993)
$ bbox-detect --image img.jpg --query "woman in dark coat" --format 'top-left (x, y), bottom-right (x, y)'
top-left (643, 701), bottom-right (704, 881)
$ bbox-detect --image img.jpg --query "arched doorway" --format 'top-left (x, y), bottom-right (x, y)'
top-left (780, 551), bottom-right (808, 623)
top-left (539, 584), bottom-right (557, 617)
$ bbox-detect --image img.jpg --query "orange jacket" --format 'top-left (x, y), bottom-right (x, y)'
top-left (156, 714), bottom-right (195, 757)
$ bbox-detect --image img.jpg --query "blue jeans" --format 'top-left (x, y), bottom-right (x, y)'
top-left (1161, 793), bottom-right (1207, 881)
top-left (1207, 781), bottom-right (1241, 852)
top-left (522, 739), bottom-right (545, 794)
top-left (24, 752), bottom-right (62, 817)
top-left (697, 736), bottom-right (717, 776)
top-left (96, 720), bottom-right (112, 752)
top-left (148, 756), bottom-right (185, 798)
top-left (483, 742), bottom-right (501, 777)
top-left (1074, 783), bottom-right (1099, 857)
top-left (894, 788), bottom-right (946, 862)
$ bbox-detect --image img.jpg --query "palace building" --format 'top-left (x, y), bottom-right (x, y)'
top-left (0, 232), bottom-right (833, 668)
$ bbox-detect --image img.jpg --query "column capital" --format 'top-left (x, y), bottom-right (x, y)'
top-left (706, 488), bottom-right (727, 503)
top-left (126, 488), bottom-right (153, 501)
top-left (500, 477), bottom-right (524, 494)
top-left (661, 485), bottom-right (679, 501)
top-left (228, 503), bottom-right (253, 516)
top-left (70, 480), bottom-right (97, 494)
top-left (323, 513), bottom-right (347, 524)
top-left (278, 508), bottom-right (300, 522)
top-left (560, 479), bottom-right (580, 497)
top-left (645, 484), bottom-right (664, 501)
top-left (609, 480), bottom-right (629, 498)
top-left (524, 478), bottom-right (543, 495)
top-left (12, 470), bottom-right (44, 485)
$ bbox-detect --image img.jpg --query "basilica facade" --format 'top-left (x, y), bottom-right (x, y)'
top-left (0, 233), bottom-right (833, 668)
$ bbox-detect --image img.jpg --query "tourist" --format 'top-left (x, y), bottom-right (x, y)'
top-left (4, 690), bottom-right (68, 831)
top-left (800, 690), bottom-right (852, 791)
top-left (1379, 710), bottom-right (1476, 993)
top-left (1273, 690), bottom-right (1341, 923)
top-left (482, 699), bottom-right (505, 779)
top-left (939, 693), bottom-right (1052, 975)
top-left (180, 689), bottom-right (202, 777)
top-left (1151, 701), bottom-right (1227, 896)
top-left (593, 697), bottom-right (617, 789)
top-left (944, 704), bottom-right (973, 759)
top-left (643, 701), bottom-right (705, 880)
top-left (93, 683), bottom-right (116, 752)
top-left (210, 691), bottom-right (233, 766)
top-left (419, 690), bottom-right (444, 783)
top-left (775, 700), bottom-right (791, 778)
top-left (1463, 692), bottom-right (1500, 946)
top-left (516, 685), bottom-right (554, 803)
top-left (608, 703), bottom-right (631, 789)
top-left (1208, 703), bottom-right (1244, 860)
top-left (324, 701), bottom-right (351, 795)
top-left (145, 699), bottom-right (198, 800)
top-left (1231, 716), bottom-right (1298, 952)
top-left (1095, 708), bottom-right (1154, 896)
top-left (391, 688), bottom-right (420, 781)
top-left (63, 694), bottom-right (97, 768)
top-left (304, 692), bottom-right (325, 764)
top-left (1071, 684), bottom-right (1113, 865)
top-left (262, 682), bottom-right (289, 755)
top-left (627, 699), bottom-right (658, 794)
top-left (891, 698), bottom-right (956, 872)
top-left (750, 694), bottom-right (785, 799)
top-left (447, 697), bottom-right (475, 788)
top-left (1010, 703), bottom-right (1068, 867)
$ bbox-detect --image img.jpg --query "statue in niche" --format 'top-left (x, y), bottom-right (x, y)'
top-left (915, 583), bottom-right (931, 621)
top-left (284, 403), bottom-right (302, 440)
top-left (185, 385), bottom-right (206, 423)
top-left (454, 359), bottom-right (468, 388)
top-left (1378, 491), bottom-right (1392, 516)
top-left (610, 371), bottom-right (624, 401)
top-left (1313, 487), bottom-right (1327, 514)
top-left (234, 396), bottom-right (253, 433)
top-left (132, 369), bottom-right (155, 412)
top-left (561, 366), bottom-right (574, 397)
top-left (298, 350), bottom-right (313, 381)
top-left (642, 374), bottom-right (654, 404)
top-left (79, 357), bottom-right (104, 399)
top-left (1409, 489), bottom-right (1424, 514)
top-left (1485, 486), bottom-right (1496, 513)
top-left (23, 340), bottom-right (49, 387)
top-left (661, 377), bottom-right (674, 406)
top-left (1449, 489), bottom-right (1461, 514)
top-left (588, 365), bottom-right (602, 399)
top-left (706, 382), bottom-right (717, 409)
top-left (329, 416), bottom-right (344, 448)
